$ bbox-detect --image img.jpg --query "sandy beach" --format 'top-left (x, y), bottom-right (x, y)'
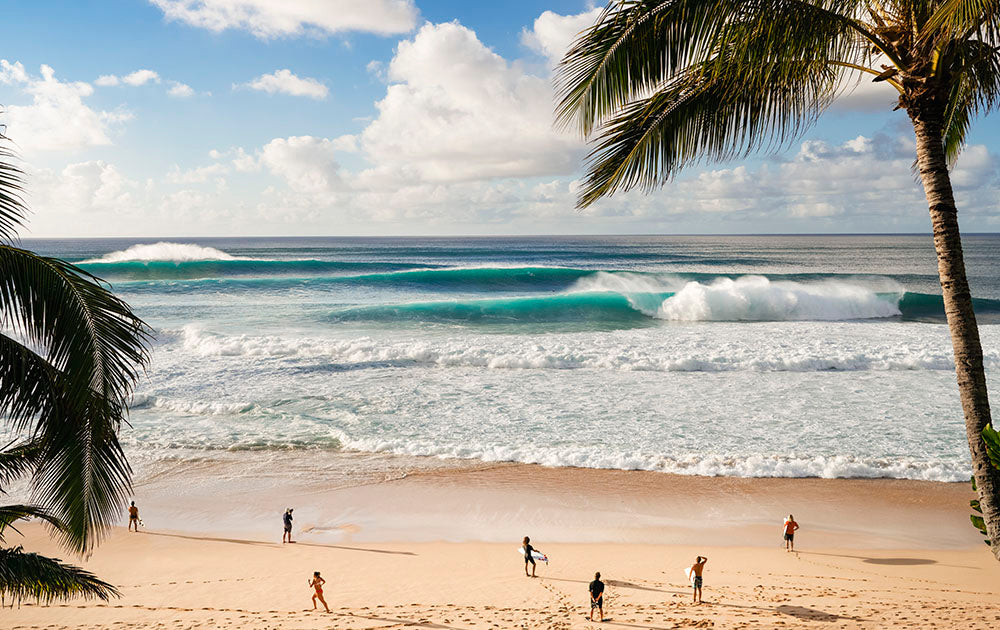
top-left (6, 463), bottom-right (1000, 629)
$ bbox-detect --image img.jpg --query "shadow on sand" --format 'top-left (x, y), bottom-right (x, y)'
top-left (143, 531), bottom-right (417, 556)
top-left (796, 550), bottom-right (938, 566)
top-left (776, 605), bottom-right (863, 622)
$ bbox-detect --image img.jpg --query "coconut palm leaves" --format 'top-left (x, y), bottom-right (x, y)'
top-left (0, 131), bottom-right (150, 602)
top-left (556, 0), bottom-right (1000, 205)
top-left (0, 547), bottom-right (118, 604)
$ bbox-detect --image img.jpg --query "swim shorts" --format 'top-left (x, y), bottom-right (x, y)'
top-left (784, 533), bottom-right (794, 541)
top-left (692, 576), bottom-right (703, 589)
top-left (591, 596), bottom-right (603, 609)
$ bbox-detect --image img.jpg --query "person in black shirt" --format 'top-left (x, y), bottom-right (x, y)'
top-left (522, 536), bottom-right (542, 577)
top-left (589, 572), bottom-right (605, 621)
top-left (283, 508), bottom-right (294, 543)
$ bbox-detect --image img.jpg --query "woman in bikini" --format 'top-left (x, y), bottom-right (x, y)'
top-left (309, 571), bottom-right (330, 612)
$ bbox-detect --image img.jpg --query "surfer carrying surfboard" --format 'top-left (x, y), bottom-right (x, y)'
top-left (522, 536), bottom-right (543, 577)
top-left (688, 556), bottom-right (708, 604)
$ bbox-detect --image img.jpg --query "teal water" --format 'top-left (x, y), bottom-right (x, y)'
top-left (20, 235), bottom-right (1000, 481)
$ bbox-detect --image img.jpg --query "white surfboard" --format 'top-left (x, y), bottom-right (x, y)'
top-left (517, 547), bottom-right (549, 564)
top-left (684, 567), bottom-right (695, 584)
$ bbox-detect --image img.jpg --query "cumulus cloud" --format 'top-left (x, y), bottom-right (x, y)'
top-left (122, 69), bottom-right (161, 86)
top-left (95, 69), bottom-right (161, 87)
top-left (360, 21), bottom-right (583, 184)
top-left (521, 8), bottom-right (602, 66)
top-left (149, 0), bottom-right (418, 38)
top-left (0, 61), bottom-right (129, 153)
top-left (239, 69), bottom-right (328, 99)
top-left (94, 74), bottom-right (120, 87)
top-left (166, 162), bottom-right (229, 184)
top-left (168, 81), bottom-right (195, 98)
top-left (233, 136), bottom-right (345, 194)
top-left (29, 160), bottom-right (139, 218)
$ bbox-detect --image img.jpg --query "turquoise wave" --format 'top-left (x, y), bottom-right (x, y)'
top-left (331, 292), bottom-right (669, 324)
top-left (896, 292), bottom-right (1000, 322)
top-left (77, 259), bottom-right (439, 280)
top-left (105, 266), bottom-right (905, 294)
top-left (329, 291), bottom-right (1000, 325)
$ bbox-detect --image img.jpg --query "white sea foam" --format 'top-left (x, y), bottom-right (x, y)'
top-left (131, 393), bottom-right (257, 415)
top-left (333, 435), bottom-right (970, 482)
top-left (80, 242), bottom-right (247, 263)
top-left (170, 323), bottom-right (997, 372)
top-left (571, 274), bottom-right (906, 321)
top-left (657, 276), bottom-right (902, 321)
top-left (124, 322), bottom-right (983, 483)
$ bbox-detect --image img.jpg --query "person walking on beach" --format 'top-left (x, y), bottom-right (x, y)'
top-left (783, 514), bottom-right (800, 552)
top-left (689, 556), bottom-right (707, 604)
top-left (283, 508), bottom-right (294, 543)
top-left (309, 571), bottom-right (330, 612)
top-left (522, 536), bottom-right (542, 578)
top-left (127, 501), bottom-right (140, 532)
top-left (589, 571), bottom-right (605, 622)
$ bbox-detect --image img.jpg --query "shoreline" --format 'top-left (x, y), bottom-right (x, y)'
top-left (126, 456), bottom-right (980, 549)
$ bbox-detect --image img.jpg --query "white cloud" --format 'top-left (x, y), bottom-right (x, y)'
top-left (255, 136), bottom-right (343, 193)
top-left (95, 74), bottom-right (120, 87)
top-left (30, 160), bottom-right (138, 217)
top-left (360, 21), bottom-right (582, 183)
top-left (0, 61), bottom-right (128, 153)
top-left (95, 69), bottom-right (161, 87)
top-left (240, 69), bottom-right (328, 100)
top-left (168, 81), bottom-right (195, 98)
top-left (166, 162), bottom-right (229, 184)
top-left (150, 0), bottom-right (418, 38)
top-left (521, 8), bottom-right (602, 67)
top-left (122, 69), bottom-right (161, 86)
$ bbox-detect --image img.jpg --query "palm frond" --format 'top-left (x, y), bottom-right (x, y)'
top-left (940, 38), bottom-right (1000, 163)
top-left (0, 245), bottom-right (151, 554)
top-left (0, 504), bottom-right (63, 543)
top-left (0, 438), bottom-right (45, 489)
top-left (0, 545), bottom-right (119, 604)
top-left (922, 0), bottom-right (1000, 42)
top-left (556, 0), bottom-right (876, 137)
top-left (0, 134), bottom-right (27, 245)
top-left (556, 0), bottom-right (733, 136)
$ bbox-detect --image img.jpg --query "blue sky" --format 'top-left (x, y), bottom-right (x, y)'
top-left (0, 0), bottom-right (997, 237)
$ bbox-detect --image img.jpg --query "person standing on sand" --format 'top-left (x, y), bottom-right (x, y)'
top-left (127, 501), bottom-right (140, 532)
top-left (522, 536), bottom-right (542, 578)
top-left (589, 571), bottom-right (605, 622)
top-left (783, 514), bottom-right (800, 552)
top-left (283, 508), bottom-right (294, 543)
top-left (689, 556), bottom-right (707, 604)
top-left (309, 571), bottom-right (330, 612)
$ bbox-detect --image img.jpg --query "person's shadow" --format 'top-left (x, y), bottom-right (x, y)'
top-left (776, 605), bottom-right (863, 622)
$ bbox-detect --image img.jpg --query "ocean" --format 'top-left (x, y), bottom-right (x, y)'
top-left (24, 235), bottom-right (1000, 485)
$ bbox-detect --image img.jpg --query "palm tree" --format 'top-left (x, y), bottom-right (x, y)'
top-left (557, 0), bottom-right (1000, 557)
top-left (0, 132), bottom-right (151, 602)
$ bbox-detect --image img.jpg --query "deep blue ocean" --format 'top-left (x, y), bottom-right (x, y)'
top-left (23, 235), bottom-right (1000, 482)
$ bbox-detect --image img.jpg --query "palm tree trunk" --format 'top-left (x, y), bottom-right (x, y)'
top-left (911, 111), bottom-right (1000, 559)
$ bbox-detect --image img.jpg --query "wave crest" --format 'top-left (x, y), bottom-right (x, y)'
top-left (80, 242), bottom-right (245, 263)
top-left (656, 276), bottom-right (902, 321)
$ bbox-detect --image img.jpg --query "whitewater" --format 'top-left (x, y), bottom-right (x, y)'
top-left (22, 235), bottom-right (1000, 483)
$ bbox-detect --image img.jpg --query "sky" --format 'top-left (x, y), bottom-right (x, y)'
top-left (0, 0), bottom-right (998, 238)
